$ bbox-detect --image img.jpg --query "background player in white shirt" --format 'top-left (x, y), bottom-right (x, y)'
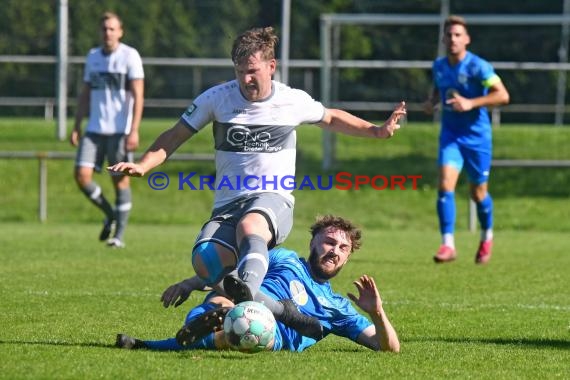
top-left (109, 27), bottom-right (404, 339)
top-left (71, 12), bottom-right (144, 248)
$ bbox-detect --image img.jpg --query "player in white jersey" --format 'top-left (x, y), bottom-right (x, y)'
top-left (116, 215), bottom-right (400, 353)
top-left (108, 27), bottom-right (405, 339)
top-left (70, 12), bottom-right (144, 248)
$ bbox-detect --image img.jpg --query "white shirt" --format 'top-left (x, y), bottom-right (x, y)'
top-left (83, 43), bottom-right (144, 135)
top-left (180, 80), bottom-right (325, 208)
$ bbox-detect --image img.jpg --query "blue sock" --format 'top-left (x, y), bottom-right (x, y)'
top-left (143, 334), bottom-right (215, 351)
top-left (437, 191), bottom-right (456, 235)
top-left (143, 338), bottom-right (184, 351)
top-left (476, 194), bottom-right (493, 230)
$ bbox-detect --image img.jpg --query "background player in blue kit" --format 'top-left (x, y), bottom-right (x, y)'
top-left (109, 27), bottom-right (405, 339)
top-left (424, 15), bottom-right (510, 264)
top-left (71, 12), bottom-right (144, 248)
top-left (116, 215), bottom-right (400, 353)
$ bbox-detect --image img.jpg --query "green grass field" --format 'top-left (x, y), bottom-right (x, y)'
top-left (1, 224), bottom-right (568, 379)
top-left (0, 118), bottom-right (569, 378)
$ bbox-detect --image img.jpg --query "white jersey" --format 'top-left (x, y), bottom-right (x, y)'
top-left (180, 80), bottom-right (326, 208)
top-left (83, 43), bottom-right (144, 135)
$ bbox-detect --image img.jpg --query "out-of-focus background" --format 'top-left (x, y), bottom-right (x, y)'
top-left (4, 0), bottom-right (570, 125)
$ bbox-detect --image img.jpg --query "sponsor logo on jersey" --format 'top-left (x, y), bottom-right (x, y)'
top-left (289, 280), bottom-right (309, 306)
top-left (227, 125), bottom-right (270, 146)
top-left (90, 72), bottom-right (125, 91)
top-left (184, 103), bottom-right (197, 117)
top-left (445, 88), bottom-right (459, 100)
top-left (225, 125), bottom-right (283, 152)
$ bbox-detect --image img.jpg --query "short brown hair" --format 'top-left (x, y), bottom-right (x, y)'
top-left (231, 27), bottom-right (278, 65)
top-left (444, 15), bottom-right (468, 33)
top-left (100, 11), bottom-right (122, 28)
top-left (310, 215), bottom-right (362, 252)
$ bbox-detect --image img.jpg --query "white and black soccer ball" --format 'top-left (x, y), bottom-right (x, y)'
top-left (223, 301), bottom-right (276, 353)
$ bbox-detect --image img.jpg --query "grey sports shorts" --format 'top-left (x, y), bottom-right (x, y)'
top-left (75, 132), bottom-right (133, 172)
top-left (194, 192), bottom-right (294, 255)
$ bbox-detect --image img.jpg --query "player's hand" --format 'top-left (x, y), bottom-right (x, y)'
top-left (422, 99), bottom-right (439, 115)
top-left (125, 131), bottom-right (139, 152)
top-left (69, 129), bottom-right (81, 147)
top-left (347, 274), bottom-right (383, 315)
top-left (107, 162), bottom-right (145, 177)
top-left (446, 93), bottom-right (473, 112)
top-left (379, 101), bottom-right (406, 138)
top-left (161, 280), bottom-right (194, 308)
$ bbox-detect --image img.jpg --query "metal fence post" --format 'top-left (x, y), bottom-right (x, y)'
top-left (38, 153), bottom-right (47, 222)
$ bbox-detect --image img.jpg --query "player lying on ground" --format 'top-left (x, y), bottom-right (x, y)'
top-left (116, 215), bottom-right (400, 352)
top-left (108, 26), bottom-right (406, 341)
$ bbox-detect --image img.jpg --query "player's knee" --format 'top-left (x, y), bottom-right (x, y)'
top-left (191, 241), bottom-right (236, 285)
top-left (438, 177), bottom-right (457, 192)
top-left (112, 174), bottom-right (130, 188)
top-left (470, 185), bottom-right (487, 202)
top-left (74, 168), bottom-right (91, 188)
top-left (471, 192), bottom-right (487, 203)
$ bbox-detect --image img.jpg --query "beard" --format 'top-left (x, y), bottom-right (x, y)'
top-left (308, 247), bottom-right (343, 281)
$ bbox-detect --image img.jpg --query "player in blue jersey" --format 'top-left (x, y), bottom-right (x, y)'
top-left (116, 215), bottom-right (400, 352)
top-left (109, 26), bottom-right (405, 339)
top-left (71, 12), bottom-right (144, 248)
top-left (423, 15), bottom-right (510, 264)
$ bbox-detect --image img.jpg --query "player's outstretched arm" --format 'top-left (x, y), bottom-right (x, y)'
top-left (317, 101), bottom-right (406, 139)
top-left (108, 120), bottom-right (195, 177)
top-left (348, 274), bottom-right (400, 353)
top-left (161, 276), bottom-right (208, 308)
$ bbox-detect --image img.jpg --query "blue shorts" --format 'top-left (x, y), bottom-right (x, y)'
top-left (438, 140), bottom-right (491, 185)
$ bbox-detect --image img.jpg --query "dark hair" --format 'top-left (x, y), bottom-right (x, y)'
top-left (310, 215), bottom-right (362, 252)
top-left (444, 15), bottom-right (468, 33)
top-left (231, 27), bottom-right (278, 65)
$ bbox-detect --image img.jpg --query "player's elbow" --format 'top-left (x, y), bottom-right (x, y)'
top-left (368, 337), bottom-right (400, 353)
top-left (377, 339), bottom-right (400, 353)
top-left (387, 341), bottom-right (401, 353)
top-left (496, 87), bottom-right (510, 105)
top-left (501, 91), bottom-right (510, 105)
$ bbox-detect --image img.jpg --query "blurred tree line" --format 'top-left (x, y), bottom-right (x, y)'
top-left (0, 0), bottom-right (567, 122)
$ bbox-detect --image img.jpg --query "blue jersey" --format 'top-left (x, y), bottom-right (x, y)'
top-left (432, 51), bottom-right (500, 148)
top-left (183, 247), bottom-right (372, 352)
top-left (260, 248), bottom-right (372, 352)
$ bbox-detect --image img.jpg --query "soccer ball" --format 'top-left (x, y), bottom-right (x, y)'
top-left (223, 301), bottom-right (277, 353)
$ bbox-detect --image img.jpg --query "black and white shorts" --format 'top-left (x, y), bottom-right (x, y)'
top-left (194, 192), bottom-right (294, 255)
